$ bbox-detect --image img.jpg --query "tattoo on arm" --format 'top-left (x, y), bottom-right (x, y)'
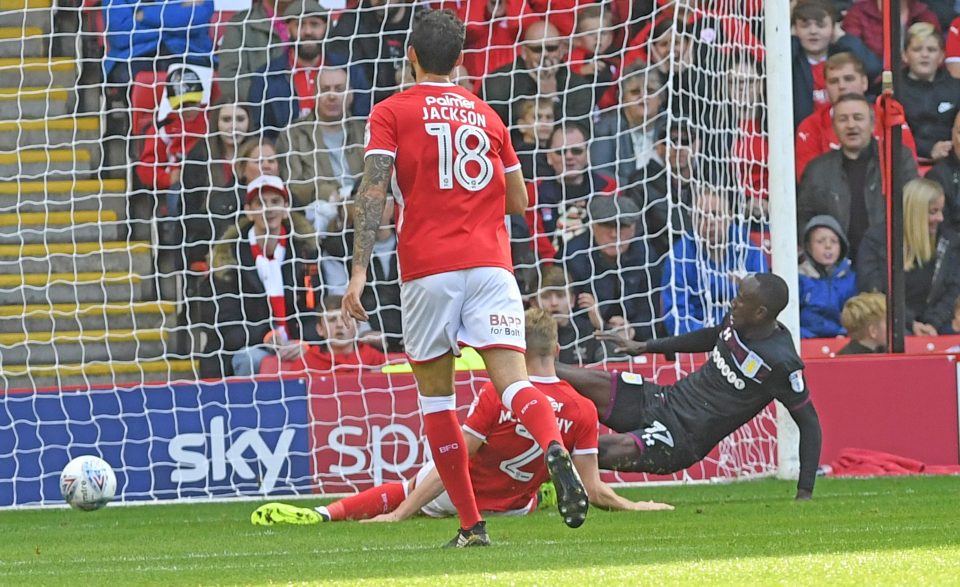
top-left (351, 154), bottom-right (394, 274)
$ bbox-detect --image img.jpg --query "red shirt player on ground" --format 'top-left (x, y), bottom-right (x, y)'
top-left (341, 9), bottom-right (588, 548)
top-left (249, 309), bottom-right (672, 527)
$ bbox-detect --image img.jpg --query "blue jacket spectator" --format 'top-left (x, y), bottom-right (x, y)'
top-left (661, 190), bottom-right (768, 335)
top-left (562, 196), bottom-right (661, 341)
top-left (103, 0), bottom-right (215, 84)
top-left (798, 215), bottom-right (858, 338)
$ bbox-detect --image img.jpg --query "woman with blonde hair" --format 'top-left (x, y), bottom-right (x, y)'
top-left (857, 178), bottom-right (960, 335)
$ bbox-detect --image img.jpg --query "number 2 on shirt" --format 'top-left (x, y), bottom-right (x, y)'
top-left (425, 122), bottom-right (494, 192)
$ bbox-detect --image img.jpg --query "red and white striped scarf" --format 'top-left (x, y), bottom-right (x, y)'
top-left (248, 226), bottom-right (290, 342)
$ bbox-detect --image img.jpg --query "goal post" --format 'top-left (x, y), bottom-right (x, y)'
top-left (0, 0), bottom-right (806, 507)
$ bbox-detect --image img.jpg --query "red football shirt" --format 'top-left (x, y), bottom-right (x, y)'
top-left (364, 82), bottom-right (521, 282)
top-left (462, 376), bottom-right (599, 513)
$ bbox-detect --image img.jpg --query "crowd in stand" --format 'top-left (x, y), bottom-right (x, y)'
top-left (97, 0), bottom-right (960, 376)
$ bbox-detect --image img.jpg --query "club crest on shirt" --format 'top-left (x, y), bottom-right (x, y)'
top-left (739, 351), bottom-right (763, 378)
top-left (789, 370), bottom-right (805, 393)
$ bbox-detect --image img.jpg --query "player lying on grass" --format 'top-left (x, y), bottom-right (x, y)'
top-left (557, 273), bottom-right (823, 500)
top-left (251, 309), bottom-right (672, 527)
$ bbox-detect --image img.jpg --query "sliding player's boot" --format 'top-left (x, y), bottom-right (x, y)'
top-left (251, 502), bottom-right (324, 526)
top-left (545, 442), bottom-right (588, 528)
top-left (443, 521), bottom-right (491, 548)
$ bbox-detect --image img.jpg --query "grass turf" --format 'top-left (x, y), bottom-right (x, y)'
top-left (2, 476), bottom-right (959, 586)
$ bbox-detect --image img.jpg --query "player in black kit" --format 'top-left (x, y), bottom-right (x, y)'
top-left (557, 273), bottom-right (822, 500)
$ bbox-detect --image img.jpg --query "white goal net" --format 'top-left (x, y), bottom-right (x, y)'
top-left (0, 0), bottom-right (778, 507)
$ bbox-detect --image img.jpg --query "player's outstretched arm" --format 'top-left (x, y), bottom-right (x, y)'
top-left (572, 454), bottom-right (673, 512)
top-left (788, 399), bottom-right (822, 501)
top-left (343, 154), bottom-right (394, 322)
top-left (596, 326), bottom-right (721, 358)
top-left (364, 432), bottom-right (485, 522)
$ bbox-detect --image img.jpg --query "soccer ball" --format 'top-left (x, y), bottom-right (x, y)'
top-left (60, 455), bottom-right (117, 511)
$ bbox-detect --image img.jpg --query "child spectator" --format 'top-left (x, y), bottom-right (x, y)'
top-left (837, 292), bottom-right (888, 355)
top-left (791, 0), bottom-right (881, 128)
top-left (531, 266), bottom-right (601, 365)
top-left (799, 215), bottom-right (858, 338)
top-left (570, 4), bottom-right (621, 110)
top-left (900, 22), bottom-right (960, 161)
top-left (301, 296), bottom-right (388, 371)
top-left (512, 97), bottom-right (555, 181)
top-left (136, 64), bottom-right (212, 265)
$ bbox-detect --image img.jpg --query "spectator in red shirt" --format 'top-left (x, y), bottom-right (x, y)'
top-left (266, 295), bottom-right (388, 374)
top-left (794, 51), bottom-right (918, 180)
top-left (842, 0), bottom-right (940, 63)
top-left (432, 0), bottom-right (533, 88)
top-left (304, 295), bottom-right (388, 371)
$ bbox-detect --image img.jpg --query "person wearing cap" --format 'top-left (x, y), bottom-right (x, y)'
top-left (246, 0), bottom-right (371, 137)
top-left (798, 215), bottom-right (858, 339)
top-left (625, 117), bottom-right (699, 259)
top-left (562, 195), bottom-right (661, 341)
top-left (206, 174), bottom-right (322, 377)
top-left (660, 187), bottom-right (768, 335)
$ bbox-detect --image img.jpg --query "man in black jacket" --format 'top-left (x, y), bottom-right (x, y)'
top-left (924, 110), bottom-right (960, 233)
top-left (798, 93), bottom-right (918, 261)
top-left (556, 273), bottom-right (823, 500)
top-left (480, 20), bottom-right (592, 128)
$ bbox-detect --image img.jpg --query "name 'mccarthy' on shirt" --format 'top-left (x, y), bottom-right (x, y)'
top-left (463, 376), bottom-right (599, 513)
top-left (364, 82), bottom-right (521, 282)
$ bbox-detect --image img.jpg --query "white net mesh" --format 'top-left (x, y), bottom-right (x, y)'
top-left (0, 0), bottom-right (776, 507)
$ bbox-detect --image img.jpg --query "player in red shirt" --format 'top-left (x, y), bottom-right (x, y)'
top-left (341, 9), bottom-right (587, 548)
top-left (250, 309), bottom-right (672, 527)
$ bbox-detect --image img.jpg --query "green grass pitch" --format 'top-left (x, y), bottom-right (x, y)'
top-left (2, 476), bottom-right (959, 586)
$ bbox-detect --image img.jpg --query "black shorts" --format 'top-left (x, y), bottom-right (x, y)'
top-left (602, 371), bottom-right (698, 474)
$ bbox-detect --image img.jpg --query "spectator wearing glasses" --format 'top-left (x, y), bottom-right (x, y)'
top-left (481, 20), bottom-right (593, 128)
top-left (526, 123), bottom-right (617, 262)
top-left (562, 195), bottom-right (660, 341)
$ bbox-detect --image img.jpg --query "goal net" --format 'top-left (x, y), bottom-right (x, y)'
top-left (0, 0), bottom-right (777, 507)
